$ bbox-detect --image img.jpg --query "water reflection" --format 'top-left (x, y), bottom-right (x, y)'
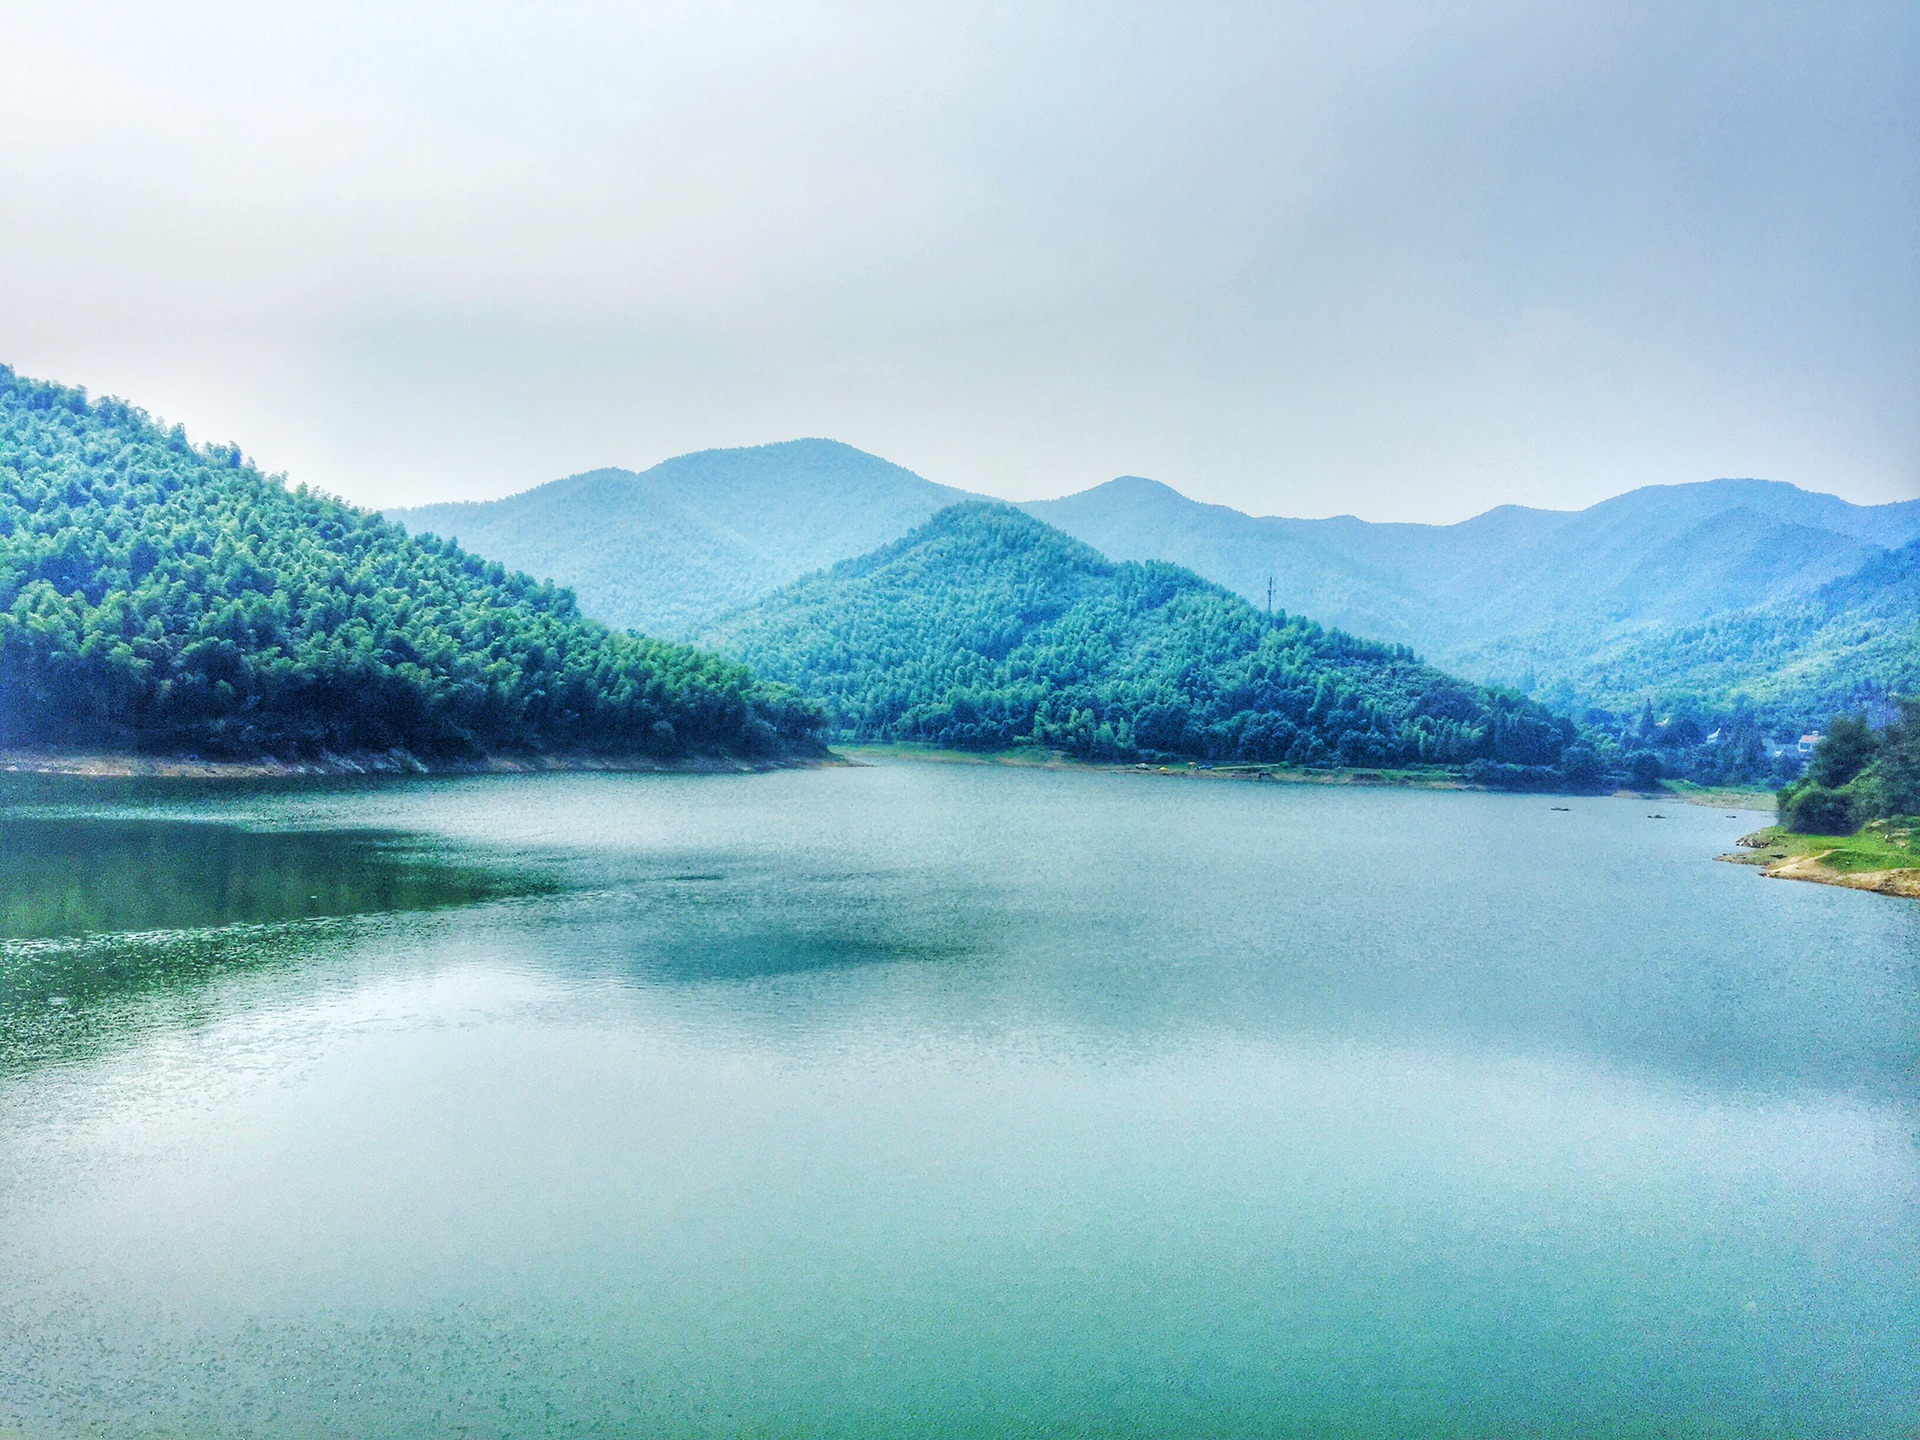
top-left (0, 815), bottom-right (524, 940)
top-left (0, 807), bottom-right (551, 1074)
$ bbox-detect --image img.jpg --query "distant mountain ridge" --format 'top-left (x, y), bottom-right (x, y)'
top-left (1020, 475), bottom-right (1920, 731)
top-left (1023, 475), bottom-right (1919, 690)
top-left (1567, 538), bottom-right (1920, 721)
top-left (390, 440), bottom-right (966, 639)
top-left (392, 440), bottom-right (1918, 732)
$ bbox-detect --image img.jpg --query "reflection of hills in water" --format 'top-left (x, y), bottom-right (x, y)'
top-left (0, 815), bottom-right (532, 940)
top-left (0, 811), bottom-right (553, 1073)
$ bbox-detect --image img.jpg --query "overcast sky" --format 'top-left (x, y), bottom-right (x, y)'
top-left (2, 2), bottom-right (1914, 520)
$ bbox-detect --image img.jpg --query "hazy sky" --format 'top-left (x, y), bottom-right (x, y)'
top-left (2, 2), bottom-right (1914, 520)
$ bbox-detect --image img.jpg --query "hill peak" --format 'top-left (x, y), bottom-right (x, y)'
top-left (650, 436), bottom-right (900, 470)
top-left (388, 435), bottom-right (966, 638)
top-left (856, 500), bottom-right (1112, 576)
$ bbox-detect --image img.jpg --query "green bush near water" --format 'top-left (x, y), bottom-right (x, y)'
top-left (1779, 702), bottom-right (1920, 835)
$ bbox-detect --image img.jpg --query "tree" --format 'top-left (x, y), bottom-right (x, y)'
top-left (1862, 697), bottom-right (1920, 817)
top-left (1776, 702), bottom-right (1919, 833)
top-left (1626, 750), bottom-right (1663, 790)
top-left (1807, 713), bottom-right (1878, 789)
top-left (1781, 785), bottom-right (1855, 835)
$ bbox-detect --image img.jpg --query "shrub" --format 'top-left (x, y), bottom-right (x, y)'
top-left (1808, 713), bottom-right (1879, 789)
top-left (1780, 784), bottom-right (1855, 835)
top-left (1625, 750), bottom-right (1664, 789)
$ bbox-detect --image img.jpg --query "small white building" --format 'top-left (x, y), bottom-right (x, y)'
top-left (1798, 733), bottom-right (1823, 756)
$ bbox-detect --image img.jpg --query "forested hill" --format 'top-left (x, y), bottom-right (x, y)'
top-left (388, 439), bottom-right (1912, 758)
top-left (1564, 538), bottom-right (1920, 724)
top-left (1024, 474), bottom-right (1920, 734)
top-left (704, 503), bottom-right (1584, 780)
top-left (0, 367), bottom-right (820, 761)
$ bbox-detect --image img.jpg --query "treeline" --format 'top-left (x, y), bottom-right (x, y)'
top-left (0, 367), bottom-right (821, 759)
top-left (710, 503), bottom-right (1592, 782)
top-left (1569, 700), bottom-right (1807, 790)
top-left (1778, 700), bottom-right (1920, 834)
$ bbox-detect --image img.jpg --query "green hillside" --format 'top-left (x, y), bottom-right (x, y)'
top-left (704, 503), bottom-right (1580, 778)
top-left (0, 366), bottom-right (820, 761)
top-left (389, 440), bottom-right (967, 639)
top-left (1541, 540), bottom-right (1920, 723)
top-left (1774, 701), bottom-right (1920, 839)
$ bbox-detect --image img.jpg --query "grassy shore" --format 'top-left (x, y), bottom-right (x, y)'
top-left (1661, 780), bottom-right (1778, 813)
top-left (1718, 818), bottom-right (1920, 899)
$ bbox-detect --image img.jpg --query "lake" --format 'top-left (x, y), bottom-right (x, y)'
top-left (1, 763), bottom-right (1915, 1438)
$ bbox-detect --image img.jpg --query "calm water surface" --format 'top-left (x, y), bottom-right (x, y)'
top-left (0, 765), bottom-right (1915, 1438)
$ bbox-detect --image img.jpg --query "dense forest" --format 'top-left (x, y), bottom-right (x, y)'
top-left (1565, 699), bottom-right (1804, 790)
top-left (387, 445), bottom-right (1916, 793)
top-left (1778, 701), bottom-right (1920, 834)
top-left (707, 503), bottom-right (1590, 782)
top-left (0, 367), bottom-right (821, 760)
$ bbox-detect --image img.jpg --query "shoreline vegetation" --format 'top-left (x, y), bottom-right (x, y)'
top-left (1757, 701), bottom-right (1920, 900)
top-left (831, 743), bottom-right (1779, 809)
top-left (0, 746), bottom-right (840, 780)
top-left (0, 740), bottom-right (1777, 810)
top-left (1719, 820), bottom-right (1920, 899)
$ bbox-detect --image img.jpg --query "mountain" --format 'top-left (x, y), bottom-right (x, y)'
top-left (0, 366), bottom-right (819, 761)
top-left (393, 434), bottom-right (1912, 749)
top-left (703, 503), bottom-right (1579, 777)
top-left (389, 440), bottom-right (967, 639)
top-left (1022, 476), bottom-right (1920, 699)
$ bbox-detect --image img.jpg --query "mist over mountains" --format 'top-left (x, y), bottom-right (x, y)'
top-left (389, 445), bottom-right (1920, 734)
top-left (392, 441), bottom-right (966, 640)
top-left (4, 345), bottom-right (1909, 787)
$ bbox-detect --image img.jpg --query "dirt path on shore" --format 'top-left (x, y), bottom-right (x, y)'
top-left (1718, 836), bottom-right (1920, 899)
top-left (1759, 850), bottom-right (1920, 898)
